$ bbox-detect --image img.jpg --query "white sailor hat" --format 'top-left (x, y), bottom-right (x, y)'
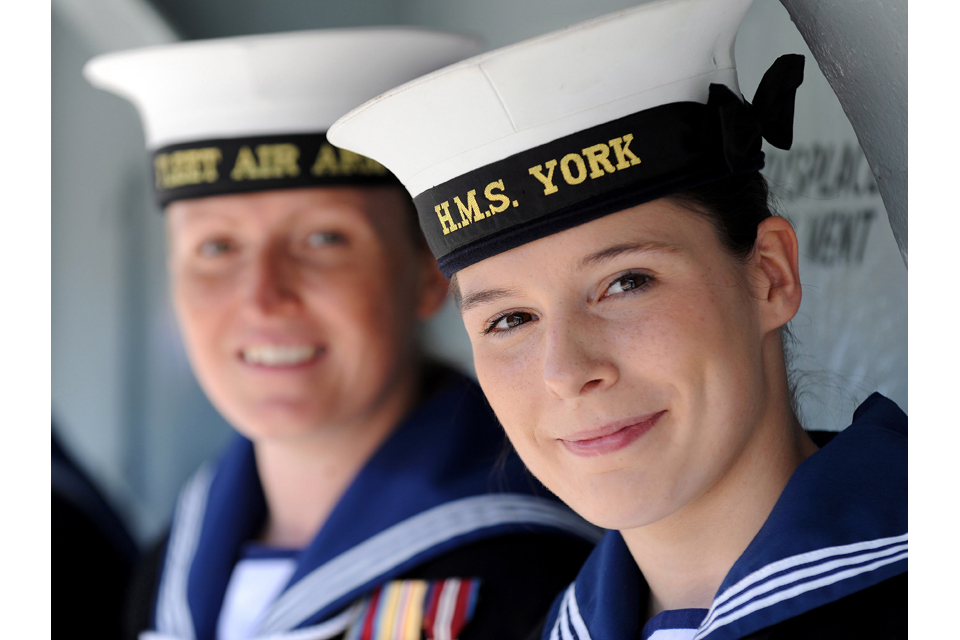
top-left (83, 28), bottom-right (482, 207)
top-left (327, 0), bottom-right (804, 277)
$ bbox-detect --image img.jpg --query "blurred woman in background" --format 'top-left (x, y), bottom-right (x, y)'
top-left (84, 28), bottom-right (598, 640)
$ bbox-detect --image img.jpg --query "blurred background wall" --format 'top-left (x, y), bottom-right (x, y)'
top-left (51, 0), bottom-right (907, 544)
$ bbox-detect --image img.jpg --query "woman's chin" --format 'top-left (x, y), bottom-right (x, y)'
top-left (576, 503), bottom-right (669, 532)
top-left (223, 402), bottom-right (339, 444)
top-left (551, 476), bottom-right (674, 532)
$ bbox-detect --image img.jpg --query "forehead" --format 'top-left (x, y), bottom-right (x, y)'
top-left (165, 186), bottom-right (411, 234)
top-left (457, 198), bottom-right (718, 288)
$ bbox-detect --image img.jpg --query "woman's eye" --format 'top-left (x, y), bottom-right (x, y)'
top-left (306, 231), bottom-right (346, 247)
top-left (486, 311), bottom-right (537, 334)
top-left (198, 239), bottom-right (233, 257)
top-left (604, 272), bottom-right (651, 297)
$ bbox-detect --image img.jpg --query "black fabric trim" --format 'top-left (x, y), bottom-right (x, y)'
top-left (413, 99), bottom-right (762, 277)
top-left (438, 156), bottom-right (764, 277)
top-left (151, 132), bottom-right (400, 207)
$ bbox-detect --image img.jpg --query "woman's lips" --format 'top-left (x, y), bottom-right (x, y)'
top-left (560, 410), bottom-right (666, 457)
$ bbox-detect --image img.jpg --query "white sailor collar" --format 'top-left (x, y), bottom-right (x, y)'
top-left (153, 372), bottom-right (601, 640)
top-left (547, 393), bottom-right (907, 640)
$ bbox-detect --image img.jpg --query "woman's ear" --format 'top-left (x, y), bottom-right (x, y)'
top-left (415, 248), bottom-right (451, 320)
top-left (752, 216), bottom-right (802, 333)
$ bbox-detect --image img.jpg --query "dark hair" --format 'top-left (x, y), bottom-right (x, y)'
top-left (371, 185), bottom-right (429, 251)
top-left (668, 171), bottom-right (773, 263)
top-left (399, 189), bottom-right (430, 251)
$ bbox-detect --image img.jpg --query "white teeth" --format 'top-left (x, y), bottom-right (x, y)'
top-left (242, 344), bottom-right (318, 366)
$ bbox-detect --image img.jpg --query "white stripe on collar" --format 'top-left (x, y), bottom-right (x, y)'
top-left (258, 494), bottom-right (602, 634)
top-left (695, 533), bottom-right (907, 638)
top-left (567, 583), bottom-right (592, 640)
top-left (548, 584), bottom-right (573, 640)
top-left (156, 464), bottom-right (214, 640)
top-left (549, 583), bottom-right (593, 640)
top-left (554, 589), bottom-right (571, 640)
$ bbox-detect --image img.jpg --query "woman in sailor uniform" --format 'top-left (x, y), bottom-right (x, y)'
top-left (327, 1), bottom-right (908, 639)
top-left (83, 30), bottom-right (599, 640)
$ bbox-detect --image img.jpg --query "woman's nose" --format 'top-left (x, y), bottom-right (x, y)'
top-left (249, 245), bottom-right (301, 315)
top-left (541, 314), bottom-right (618, 400)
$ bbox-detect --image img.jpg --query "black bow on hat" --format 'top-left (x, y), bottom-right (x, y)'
top-left (709, 54), bottom-right (805, 171)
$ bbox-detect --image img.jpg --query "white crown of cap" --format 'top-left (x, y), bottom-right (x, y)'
top-left (83, 28), bottom-right (483, 149)
top-left (328, 0), bottom-right (753, 198)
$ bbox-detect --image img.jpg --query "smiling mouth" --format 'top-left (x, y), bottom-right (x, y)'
top-left (560, 410), bottom-right (666, 457)
top-left (240, 344), bottom-right (323, 367)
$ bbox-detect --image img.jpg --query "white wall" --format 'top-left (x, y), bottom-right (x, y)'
top-left (52, 4), bottom-right (235, 540)
top-left (52, 9), bottom-right (144, 531)
top-left (780, 0), bottom-right (908, 263)
top-left (736, 0), bottom-right (907, 429)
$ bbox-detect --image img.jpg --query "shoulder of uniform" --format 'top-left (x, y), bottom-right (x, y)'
top-left (749, 572), bottom-right (907, 640)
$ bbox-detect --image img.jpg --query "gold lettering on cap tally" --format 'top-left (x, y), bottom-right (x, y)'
top-left (231, 144), bottom-right (301, 181)
top-left (560, 153), bottom-right (588, 185)
top-left (527, 132), bottom-right (642, 196)
top-left (608, 134), bottom-right (642, 170)
top-left (582, 143), bottom-right (617, 178)
top-left (311, 143), bottom-right (389, 177)
top-left (454, 190), bottom-right (486, 226)
top-left (154, 147), bottom-right (222, 190)
top-left (434, 179), bottom-right (518, 236)
top-left (484, 180), bottom-right (512, 214)
top-left (528, 160), bottom-right (559, 195)
top-left (435, 202), bottom-right (456, 235)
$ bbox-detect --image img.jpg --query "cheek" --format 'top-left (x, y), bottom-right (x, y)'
top-left (682, 283), bottom-right (762, 393)
top-left (169, 279), bottom-right (237, 403)
top-left (303, 263), bottom-right (418, 364)
top-left (172, 276), bottom-right (228, 345)
top-left (474, 335), bottom-right (539, 414)
top-left (629, 279), bottom-right (753, 379)
top-left (636, 283), bottom-right (763, 473)
top-left (170, 266), bottom-right (244, 345)
top-left (474, 338), bottom-right (550, 464)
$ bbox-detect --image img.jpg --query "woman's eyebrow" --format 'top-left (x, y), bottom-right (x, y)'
top-left (458, 242), bottom-right (681, 313)
top-left (578, 240), bottom-right (682, 270)
top-left (458, 287), bottom-right (521, 314)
